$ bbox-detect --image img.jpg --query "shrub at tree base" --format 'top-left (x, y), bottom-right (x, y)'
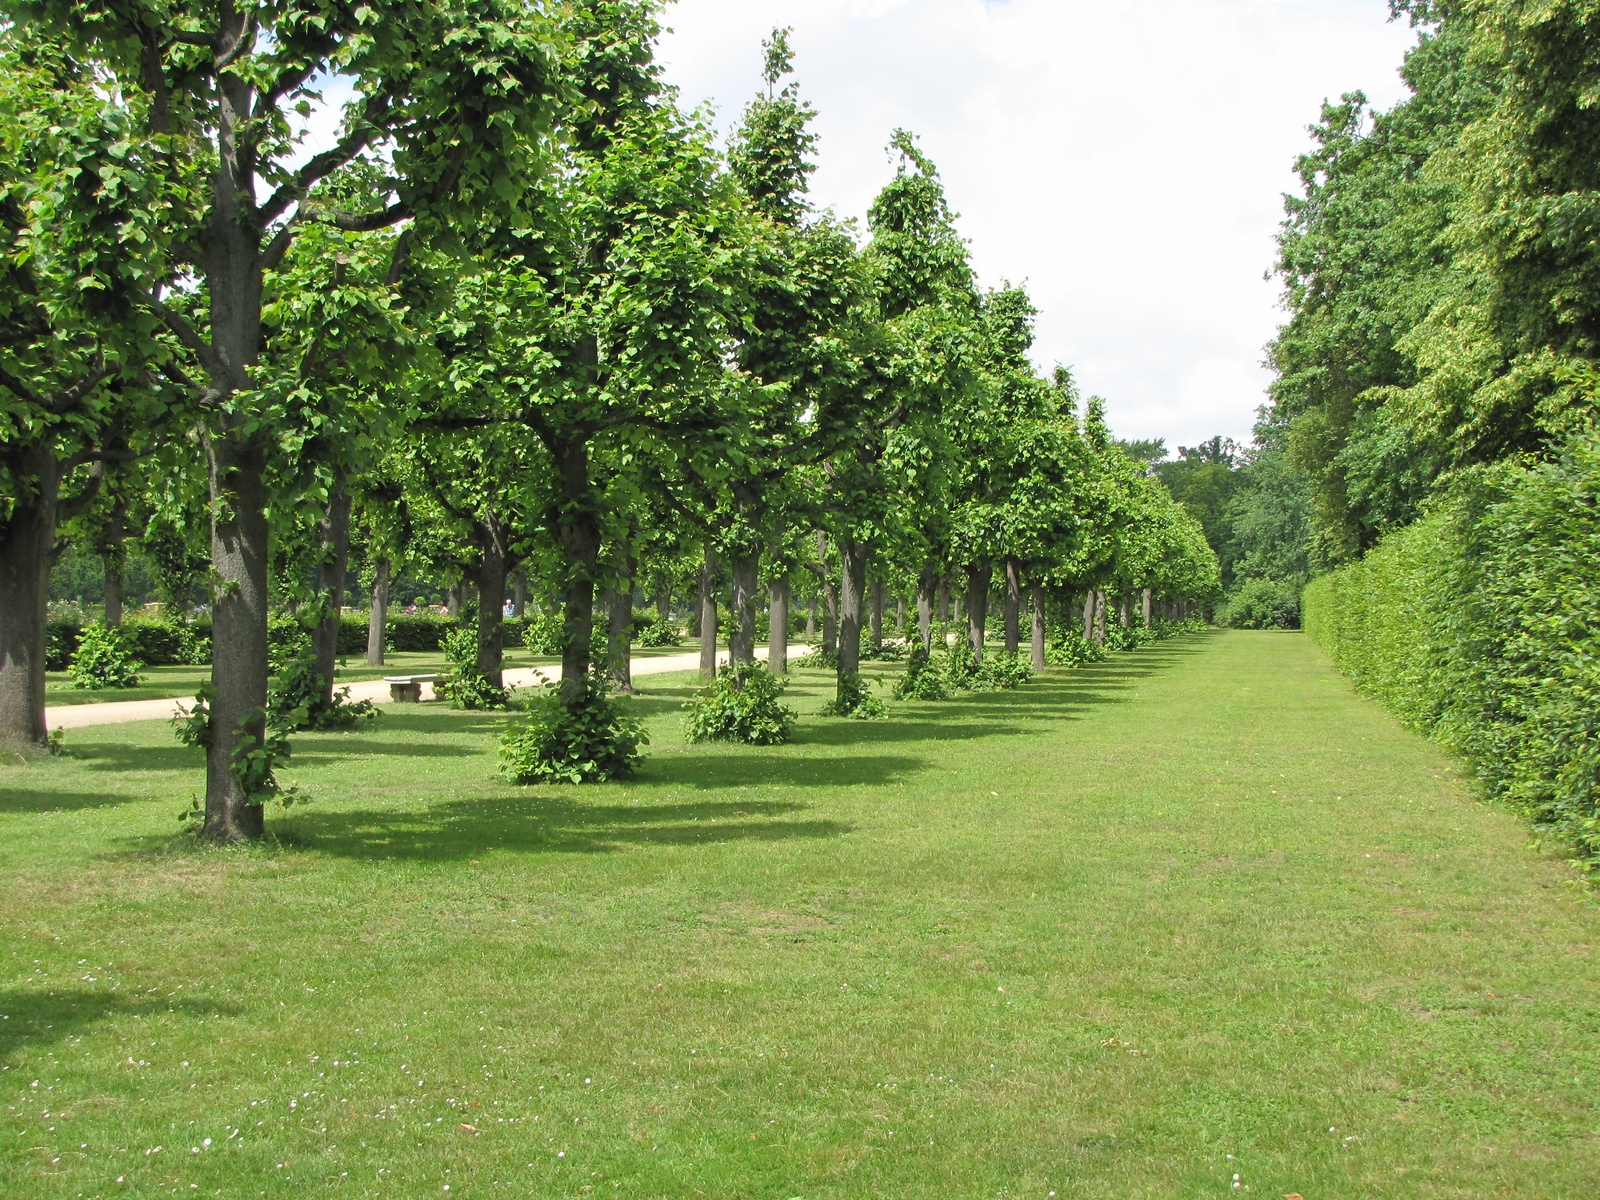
top-left (793, 645), bottom-right (839, 670)
top-left (265, 656), bottom-right (378, 732)
top-left (1220, 578), bottom-right (1302, 630)
top-left (437, 627), bottom-right (512, 711)
top-left (635, 617), bottom-right (680, 648)
top-left (69, 621), bottom-right (144, 689)
top-left (1303, 433), bottom-right (1600, 869)
top-left (683, 665), bottom-right (797, 745)
top-left (970, 651), bottom-right (1032, 692)
top-left (894, 643), bottom-right (951, 700)
top-left (822, 672), bottom-right (889, 720)
top-left (499, 681), bottom-right (648, 784)
top-left (1046, 632), bottom-right (1108, 667)
top-left (522, 614), bottom-right (565, 657)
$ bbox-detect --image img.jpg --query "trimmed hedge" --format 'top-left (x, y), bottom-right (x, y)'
top-left (1304, 432), bottom-right (1600, 868)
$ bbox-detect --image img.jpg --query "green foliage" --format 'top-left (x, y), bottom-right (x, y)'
top-left (1304, 432), bottom-right (1600, 867)
top-left (386, 615), bottom-right (458, 653)
top-left (267, 611), bottom-right (312, 676)
top-left (1046, 631), bottom-right (1108, 668)
top-left (523, 614), bottom-right (566, 657)
top-left (970, 651), bottom-right (1032, 692)
top-left (893, 642), bottom-right (951, 700)
top-left (68, 621), bottom-right (143, 689)
top-left (683, 665), bottom-right (797, 745)
top-left (499, 680), bottom-right (648, 785)
top-left (437, 626), bottom-right (511, 712)
top-left (821, 672), bottom-right (889, 720)
top-left (265, 656), bottom-right (378, 733)
top-left (171, 687), bottom-right (307, 816)
top-left (1220, 578), bottom-right (1303, 630)
top-left (45, 618), bottom-right (80, 671)
top-left (635, 616), bottom-right (681, 648)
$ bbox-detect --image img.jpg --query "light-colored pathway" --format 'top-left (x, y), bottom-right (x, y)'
top-left (44, 644), bottom-right (812, 731)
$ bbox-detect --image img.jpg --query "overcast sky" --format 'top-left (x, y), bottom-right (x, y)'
top-left (654, 0), bottom-right (1419, 452)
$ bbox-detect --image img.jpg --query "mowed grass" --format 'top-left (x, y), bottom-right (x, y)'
top-left (3, 631), bottom-right (1598, 1198)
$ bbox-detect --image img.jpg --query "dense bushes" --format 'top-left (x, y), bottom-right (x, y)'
top-left (1304, 435), bottom-right (1600, 868)
top-left (69, 622), bottom-right (143, 688)
top-left (683, 666), bottom-right (796, 744)
top-left (499, 679), bottom-right (647, 784)
top-left (1219, 578), bottom-right (1301, 630)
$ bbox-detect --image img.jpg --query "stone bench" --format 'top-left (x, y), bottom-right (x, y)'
top-left (383, 674), bottom-right (440, 703)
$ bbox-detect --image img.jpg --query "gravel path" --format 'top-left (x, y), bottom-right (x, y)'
top-left (44, 644), bottom-right (811, 731)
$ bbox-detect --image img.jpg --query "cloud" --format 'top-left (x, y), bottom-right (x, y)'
top-left (657, 0), bottom-right (1419, 447)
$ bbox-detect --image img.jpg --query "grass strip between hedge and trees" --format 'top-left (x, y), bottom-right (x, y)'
top-left (2, 632), bottom-right (1598, 1198)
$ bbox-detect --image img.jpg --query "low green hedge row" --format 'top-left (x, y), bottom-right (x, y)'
top-left (1304, 431), bottom-right (1600, 868)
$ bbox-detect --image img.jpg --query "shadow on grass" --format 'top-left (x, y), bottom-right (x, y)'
top-left (285, 794), bottom-right (853, 861)
top-left (0, 989), bottom-right (239, 1059)
top-left (643, 751), bottom-right (924, 789)
top-left (0, 787), bottom-right (134, 814)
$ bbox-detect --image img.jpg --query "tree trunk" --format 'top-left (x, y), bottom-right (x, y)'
top-left (835, 535), bottom-right (869, 694)
top-left (937, 573), bottom-right (951, 623)
top-left (698, 543), bottom-right (718, 682)
top-left (367, 558), bottom-right (390, 666)
top-left (1003, 555), bottom-right (1022, 655)
top-left (606, 540), bottom-right (635, 694)
top-left (869, 576), bottom-right (885, 648)
top-left (804, 593), bottom-right (816, 639)
top-left (768, 574), bottom-right (790, 675)
top-left (1082, 591), bottom-right (1095, 641)
top-left (728, 546), bottom-right (760, 668)
top-left (1094, 591), bottom-right (1107, 645)
top-left (896, 594), bottom-right (905, 632)
top-left (0, 448), bottom-right (61, 749)
top-left (1119, 595), bottom-right (1131, 629)
top-left (101, 498), bottom-right (127, 627)
top-left (656, 588), bottom-right (670, 621)
top-left (512, 569), bottom-right (527, 619)
top-left (474, 522), bottom-right (510, 691)
top-left (1030, 581), bottom-right (1047, 671)
top-left (965, 558), bottom-right (992, 663)
top-left (311, 480), bottom-right (352, 712)
top-left (916, 565), bottom-right (936, 652)
top-left (446, 583), bottom-right (462, 620)
top-left (553, 440), bottom-right (601, 706)
top-left (1142, 587), bottom-right (1153, 628)
top-left (202, 433), bottom-right (271, 843)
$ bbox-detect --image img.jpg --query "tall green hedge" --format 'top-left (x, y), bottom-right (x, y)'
top-left (1304, 433), bottom-right (1600, 868)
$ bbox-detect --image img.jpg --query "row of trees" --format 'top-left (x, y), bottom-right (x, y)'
top-left (0, 1), bottom-right (1218, 841)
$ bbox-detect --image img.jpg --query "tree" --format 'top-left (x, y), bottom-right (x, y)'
top-left (0, 32), bottom-right (179, 748)
top-left (12, 0), bottom-right (566, 836)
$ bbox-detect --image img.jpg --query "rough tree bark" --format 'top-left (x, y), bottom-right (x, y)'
top-left (965, 558), bottom-right (993, 663)
top-left (311, 480), bottom-right (352, 712)
top-left (1003, 555), bottom-right (1022, 655)
top-left (446, 583), bottom-right (462, 620)
top-left (804, 593), bottom-right (816, 639)
top-left (728, 546), bottom-right (760, 668)
top-left (1094, 591), bottom-right (1107, 645)
top-left (366, 558), bottom-right (390, 666)
top-left (202, 433), bottom-right (271, 843)
top-left (698, 543), bottom-right (718, 682)
top-left (473, 517), bottom-right (511, 692)
top-left (553, 440), bottom-right (601, 706)
top-left (101, 497), bottom-right (128, 626)
top-left (916, 565), bottom-right (936, 651)
top-left (1082, 591), bottom-right (1095, 641)
top-left (937, 574), bottom-right (951, 623)
top-left (835, 535), bottom-right (869, 691)
top-left (0, 448), bottom-right (63, 749)
top-left (1030, 581), bottom-right (1047, 671)
top-left (1142, 588), bottom-right (1153, 628)
top-left (767, 574), bottom-right (789, 676)
top-left (606, 538), bottom-right (636, 694)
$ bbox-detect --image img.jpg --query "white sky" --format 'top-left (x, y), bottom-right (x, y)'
top-left (655, 0), bottom-right (1420, 451)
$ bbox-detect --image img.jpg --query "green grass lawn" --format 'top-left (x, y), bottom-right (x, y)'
top-left (4, 631), bottom-right (1597, 1198)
